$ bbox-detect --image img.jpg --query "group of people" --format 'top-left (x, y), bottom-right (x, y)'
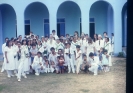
top-left (1, 30), bottom-right (114, 82)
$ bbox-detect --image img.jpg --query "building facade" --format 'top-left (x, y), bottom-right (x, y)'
top-left (0, 0), bottom-right (127, 55)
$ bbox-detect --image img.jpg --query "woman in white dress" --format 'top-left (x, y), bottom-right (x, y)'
top-left (75, 45), bottom-right (82, 74)
top-left (13, 39), bottom-right (19, 75)
top-left (104, 37), bottom-right (112, 71)
top-left (4, 40), bottom-right (15, 77)
top-left (21, 40), bottom-right (30, 74)
top-left (85, 38), bottom-right (95, 59)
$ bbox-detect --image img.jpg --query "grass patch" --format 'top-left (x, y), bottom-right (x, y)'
top-left (0, 84), bottom-right (6, 92)
top-left (80, 89), bottom-right (90, 92)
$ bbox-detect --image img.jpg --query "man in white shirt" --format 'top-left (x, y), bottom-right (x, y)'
top-left (1, 37), bottom-right (9, 72)
top-left (95, 35), bottom-right (104, 52)
top-left (52, 30), bottom-right (59, 40)
top-left (48, 47), bottom-right (58, 73)
top-left (32, 52), bottom-right (43, 76)
top-left (103, 32), bottom-right (111, 43)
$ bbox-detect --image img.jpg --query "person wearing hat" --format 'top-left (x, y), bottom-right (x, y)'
top-left (88, 52), bottom-right (99, 75)
top-left (75, 45), bottom-right (82, 74)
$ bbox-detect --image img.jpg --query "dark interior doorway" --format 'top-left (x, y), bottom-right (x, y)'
top-left (57, 23), bottom-right (60, 37)
top-left (25, 25), bottom-right (30, 35)
top-left (89, 23), bottom-right (95, 38)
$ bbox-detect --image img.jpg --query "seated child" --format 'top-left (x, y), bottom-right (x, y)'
top-left (88, 52), bottom-right (99, 75)
top-left (58, 56), bottom-right (65, 74)
top-left (80, 55), bottom-right (89, 73)
top-left (42, 56), bottom-right (50, 73)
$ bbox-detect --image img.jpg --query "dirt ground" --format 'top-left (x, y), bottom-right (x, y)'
top-left (0, 57), bottom-right (126, 93)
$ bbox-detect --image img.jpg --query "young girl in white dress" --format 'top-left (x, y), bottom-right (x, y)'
top-left (22, 40), bottom-right (30, 74)
top-left (4, 40), bottom-right (15, 77)
top-left (13, 39), bottom-right (19, 75)
top-left (75, 45), bottom-right (82, 74)
top-left (101, 49), bottom-right (109, 72)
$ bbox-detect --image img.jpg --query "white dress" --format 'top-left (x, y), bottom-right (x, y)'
top-left (22, 45), bottom-right (30, 72)
top-left (86, 43), bottom-right (95, 57)
top-left (102, 54), bottom-right (109, 65)
top-left (104, 42), bottom-right (112, 66)
top-left (4, 46), bottom-right (15, 70)
top-left (13, 44), bottom-right (19, 70)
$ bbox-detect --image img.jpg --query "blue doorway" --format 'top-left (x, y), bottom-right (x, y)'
top-left (44, 19), bottom-right (49, 37)
top-left (57, 18), bottom-right (65, 37)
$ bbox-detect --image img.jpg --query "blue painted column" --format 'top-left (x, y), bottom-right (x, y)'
top-left (114, 8), bottom-right (122, 55)
top-left (0, 10), bottom-right (3, 54)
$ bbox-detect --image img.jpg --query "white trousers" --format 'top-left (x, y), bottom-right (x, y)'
top-left (76, 59), bottom-right (82, 74)
top-left (17, 61), bottom-right (26, 79)
top-left (32, 64), bottom-right (42, 74)
top-left (67, 57), bottom-right (75, 73)
top-left (89, 65), bottom-right (98, 75)
top-left (109, 56), bottom-right (112, 66)
top-left (6, 70), bottom-right (13, 76)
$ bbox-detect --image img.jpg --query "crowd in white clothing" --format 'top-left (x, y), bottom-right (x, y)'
top-left (1, 30), bottom-right (114, 82)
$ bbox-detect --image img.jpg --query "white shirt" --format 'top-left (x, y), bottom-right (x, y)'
top-left (52, 34), bottom-right (59, 40)
top-left (75, 50), bottom-right (82, 60)
top-left (33, 56), bottom-right (43, 67)
top-left (48, 53), bottom-right (58, 65)
top-left (95, 39), bottom-right (104, 50)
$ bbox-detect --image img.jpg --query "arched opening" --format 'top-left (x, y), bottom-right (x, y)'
top-left (0, 4), bottom-right (16, 53)
top-left (89, 1), bottom-right (114, 38)
top-left (24, 2), bottom-right (49, 37)
top-left (57, 1), bottom-right (81, 37)
top-left (122, 3), bottom-right (127, 47)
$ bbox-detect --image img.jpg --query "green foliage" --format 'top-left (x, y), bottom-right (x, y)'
top-left (117, 52), bottom-right (124, 57)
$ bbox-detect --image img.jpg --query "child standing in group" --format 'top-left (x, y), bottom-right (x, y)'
top-left (30, 44), bottom-right (38, 72)
top-left (101, 49), bottom-right (109, 72)
top-left (75, 45), bottom-right (82, 74)
top-left (58, 56), bottom-right (65, 74)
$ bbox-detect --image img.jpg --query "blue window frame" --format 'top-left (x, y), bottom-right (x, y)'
top-left (89, 18), bottom-right (95, 23)
top-left (44, 19), bottom-right (49, 36)
top-left (57, 18), bottom-right (65, 37)
top-left (25, 20), bottom-right (30, 24)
